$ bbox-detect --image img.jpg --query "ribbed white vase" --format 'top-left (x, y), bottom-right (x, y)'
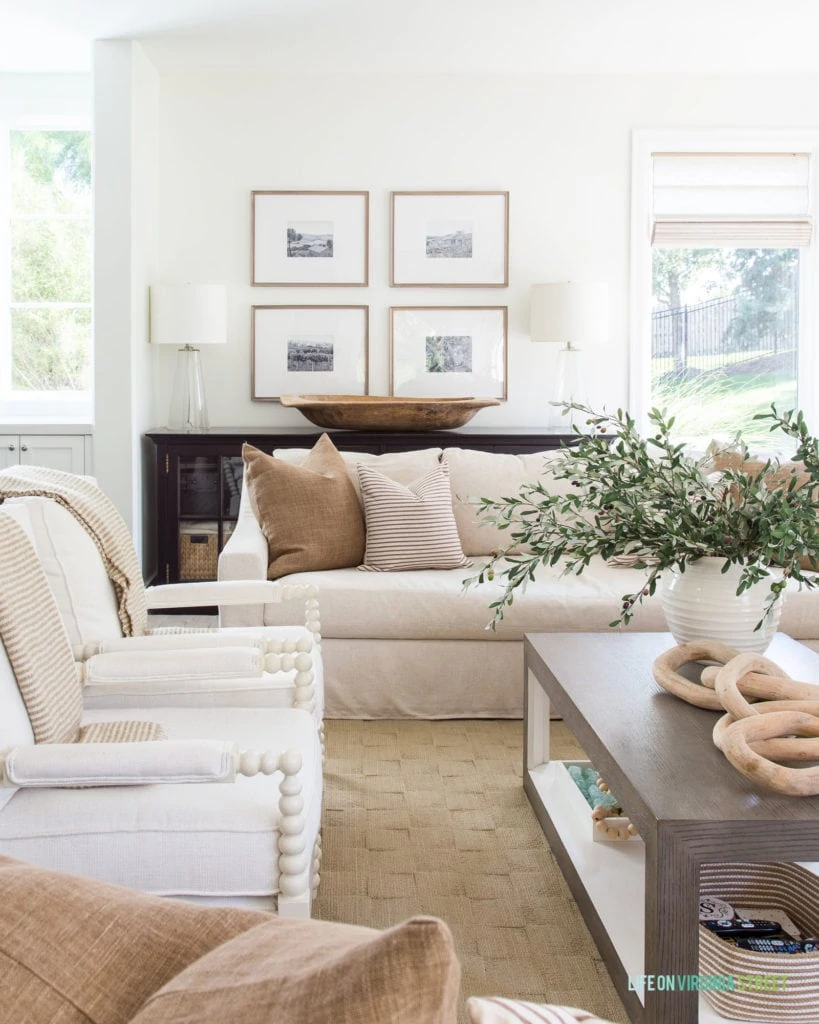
top-left (659, 557), bottom-right (783, 654)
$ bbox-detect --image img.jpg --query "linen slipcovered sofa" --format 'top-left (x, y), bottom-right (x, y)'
top-left (219, 445), bottom-right (819, 719)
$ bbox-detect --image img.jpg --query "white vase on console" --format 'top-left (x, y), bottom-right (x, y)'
top-left (659, 556), bottom-right (783, 654)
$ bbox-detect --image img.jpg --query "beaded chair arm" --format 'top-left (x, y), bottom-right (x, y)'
top-left (0, 740), bottom-right (301, 788)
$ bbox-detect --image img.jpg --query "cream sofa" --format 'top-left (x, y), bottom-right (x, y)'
top-left (218, 445), bottom-right (819, 719)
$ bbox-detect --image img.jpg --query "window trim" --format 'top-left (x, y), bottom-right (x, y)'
top-left (0, 114), bottom-right (93, 422)
top-left (630, 128), bottom-right (819, 446)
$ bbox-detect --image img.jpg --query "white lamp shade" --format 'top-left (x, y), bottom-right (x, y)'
top-left (150, 284), bottom-right (228, 346)
top-left (530, 282), bottom-right (608, 346)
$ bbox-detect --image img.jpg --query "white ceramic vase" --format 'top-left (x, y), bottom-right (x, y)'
top-left (659, 557), bottom-right (783, 654)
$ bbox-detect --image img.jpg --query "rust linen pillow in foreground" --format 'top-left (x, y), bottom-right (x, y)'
top-left (0, 856), bottom-right (267, 1024)
top-left (243, 434), bottom-right (365, 578)
top-left (130, 915), bottom-right (460, 1024)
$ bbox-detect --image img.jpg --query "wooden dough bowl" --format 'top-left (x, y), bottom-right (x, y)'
top-left (279, 395), bottom-right (501, 432)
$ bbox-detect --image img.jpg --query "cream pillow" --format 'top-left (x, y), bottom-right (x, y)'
top-left (467, 997), bottom-right (615, 1024)
top-left (443, 448), bottom-right (574, 556)
top-left (273, 446), bottom-right (443, 506)
top-left (357, 463), bottom-right (470, 572)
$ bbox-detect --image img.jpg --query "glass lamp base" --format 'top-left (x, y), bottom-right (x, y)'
top-left (551, 343), bottom-right (585, 430)
top-left (168, 345), bottom-right (209, 433)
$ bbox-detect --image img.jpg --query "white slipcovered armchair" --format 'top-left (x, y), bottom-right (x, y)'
top-left (0, 476), bottom-right (323, 724)
top-left (0, 511), bottom-right (322, 917)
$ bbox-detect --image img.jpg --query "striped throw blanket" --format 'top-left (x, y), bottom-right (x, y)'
top-left (0, 466), bottom-right (147, 637)
top-left (0, 512), bottom-right (163, 746)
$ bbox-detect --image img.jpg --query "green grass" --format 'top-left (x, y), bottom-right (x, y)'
top-left (651, 367), bottom-right (797, 451)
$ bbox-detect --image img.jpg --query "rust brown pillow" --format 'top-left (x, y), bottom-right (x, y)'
top-left (0, 856), bottom-right (267, 1024)
top-left (130, 915), bottom-right (460, 1024)
top-left (243, 434), bottom-right (365, 578)
top-left (710, 449), bottom-right (817, 570)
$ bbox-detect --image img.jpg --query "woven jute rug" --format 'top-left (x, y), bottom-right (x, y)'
top-left (313, 719), bottom-right (628, 1023)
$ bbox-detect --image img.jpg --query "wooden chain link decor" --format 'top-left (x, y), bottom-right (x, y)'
top-left (652, 642), bottom-right (819, 795)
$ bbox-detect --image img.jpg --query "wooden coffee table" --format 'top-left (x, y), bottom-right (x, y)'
top-left (524, 632), bottom-right (819, 1024)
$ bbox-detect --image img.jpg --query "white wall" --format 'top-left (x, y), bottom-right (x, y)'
top-left (94, 41), bottom-right (159, 561)
top-left (153, 72), bottom-right (819, 430)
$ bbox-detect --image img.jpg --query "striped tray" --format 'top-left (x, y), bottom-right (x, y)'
top-left (699, 862), bottom-right (819, 1022)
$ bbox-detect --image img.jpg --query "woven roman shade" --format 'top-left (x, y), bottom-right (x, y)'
top-left (651, 152), bottom-right (813, 247)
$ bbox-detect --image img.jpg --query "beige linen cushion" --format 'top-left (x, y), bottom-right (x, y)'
top-left (131, 915), bottom-right (460, 1024)
top-left (0, 855), bottom-right (267, 1024)
top-left (467, 997), bottom-right (615, 1023)
top-left (443, 448), bottom-right (574, 556)
top-left (273, 445), bottom-right (444, 506)
top-left (357, 462), bottom-right (470, 571)
top-left (243, 435), bottom-right (365, 578)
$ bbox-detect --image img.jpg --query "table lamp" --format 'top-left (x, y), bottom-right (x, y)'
top-left (150, 284), bottom-right (227, 432)
top-left (529, 281), bottom-right (608, 428)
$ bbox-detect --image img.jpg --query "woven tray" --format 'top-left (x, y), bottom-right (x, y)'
top-left (699, 862), bottom-right (819, 1022)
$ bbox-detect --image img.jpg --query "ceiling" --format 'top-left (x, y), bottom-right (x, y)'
top-left (2, 0), bottom-right (819, 76)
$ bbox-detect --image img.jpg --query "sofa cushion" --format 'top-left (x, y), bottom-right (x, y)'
top-left (261, 558), bottom-right (819, 642)
top-left (131, 915), bottom-right (459, 1024)
top-left (0, 706), bottom-right (322, 897)
top-left (358, 463), bottom-right (470, 571)
top-left (262, 557), bottom-right (666, 640)
top-left (442, 448), bottom-right (574, 556)
top-left (0, 855), bottom-right (267, 1024)
top-left (243, 436), bottom-right (365, 578)
top-left (273, 445), bottom-right (443, 506)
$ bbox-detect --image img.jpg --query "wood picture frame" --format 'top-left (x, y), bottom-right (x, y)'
top-left (252, 190), bottom-right (370, 286)
top-left (389, 306), bottom-right (508, 400)
top-left (390, 191), bottom-right (509, 287)
top-left (252, 304), bottom-right (369, 400)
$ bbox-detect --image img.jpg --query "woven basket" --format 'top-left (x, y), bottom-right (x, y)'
top-left (699, 862), bottom-right (819, 1022)
top-left (179, 523), bottom-right (218, 581)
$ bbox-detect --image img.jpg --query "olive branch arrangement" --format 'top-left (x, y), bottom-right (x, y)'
top-left (464, 404), bottom-right (819, 629)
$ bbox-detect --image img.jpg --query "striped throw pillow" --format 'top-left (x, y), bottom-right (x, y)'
top-left (467, 998), bottom-right (615, 1024)
top-left (357, 463), bottom-right (470, 572)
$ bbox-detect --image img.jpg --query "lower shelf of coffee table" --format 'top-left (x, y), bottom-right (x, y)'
top-left (529, 759), bottom-right (794, 1024)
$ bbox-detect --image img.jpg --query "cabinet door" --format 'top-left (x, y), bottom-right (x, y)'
top-left (19, 435), bottom-right (85, 474)
top-left (0, 435), bottom-right (19, 469)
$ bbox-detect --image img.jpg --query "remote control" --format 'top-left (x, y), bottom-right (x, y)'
top-left (734, 937), bottom-right (819, 954)
top-left (702, 918), bottom-right (783, 938)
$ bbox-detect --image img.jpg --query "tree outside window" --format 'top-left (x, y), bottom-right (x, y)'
top-left (651, 247), bottom-right (798, 448)
top-left (8, 130), bottom-right (92, 394)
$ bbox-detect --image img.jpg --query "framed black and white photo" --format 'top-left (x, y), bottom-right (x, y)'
top-left (252, 191), bottom-right (369, 286)
top-left (390, 191), bottom-right (509, 287)
top-left (389, 306), bottom-right (507, 399)
top-left (252, 305), bottom-right (369, 400)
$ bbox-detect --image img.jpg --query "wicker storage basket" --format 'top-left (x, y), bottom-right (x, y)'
top-left (179, 522), bottom-right (219, 581)
top-left (699, 862), bottom-right (819, 1022)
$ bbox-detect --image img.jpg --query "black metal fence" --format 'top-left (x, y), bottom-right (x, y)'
top-left (652, 295), bottom-right (797, 377)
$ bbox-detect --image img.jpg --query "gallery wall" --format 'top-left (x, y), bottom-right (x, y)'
top-left (152, 71), bottom-right (819, 430)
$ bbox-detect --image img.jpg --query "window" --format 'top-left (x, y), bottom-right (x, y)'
top-left (1, 128), bottom-right (92, 418)
top-left (631, 132), bottom-right (819, 450)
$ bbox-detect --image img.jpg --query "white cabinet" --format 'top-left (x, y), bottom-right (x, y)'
top-left (0, 436), bottom-right (19, 470)
top-left (0, 433), bottom-right (91, 474)
top-left (19, 434), bottom-right (86, 473)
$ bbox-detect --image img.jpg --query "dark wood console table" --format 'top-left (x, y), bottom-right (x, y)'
top-left (145, 426), bottom-right (575, 586)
